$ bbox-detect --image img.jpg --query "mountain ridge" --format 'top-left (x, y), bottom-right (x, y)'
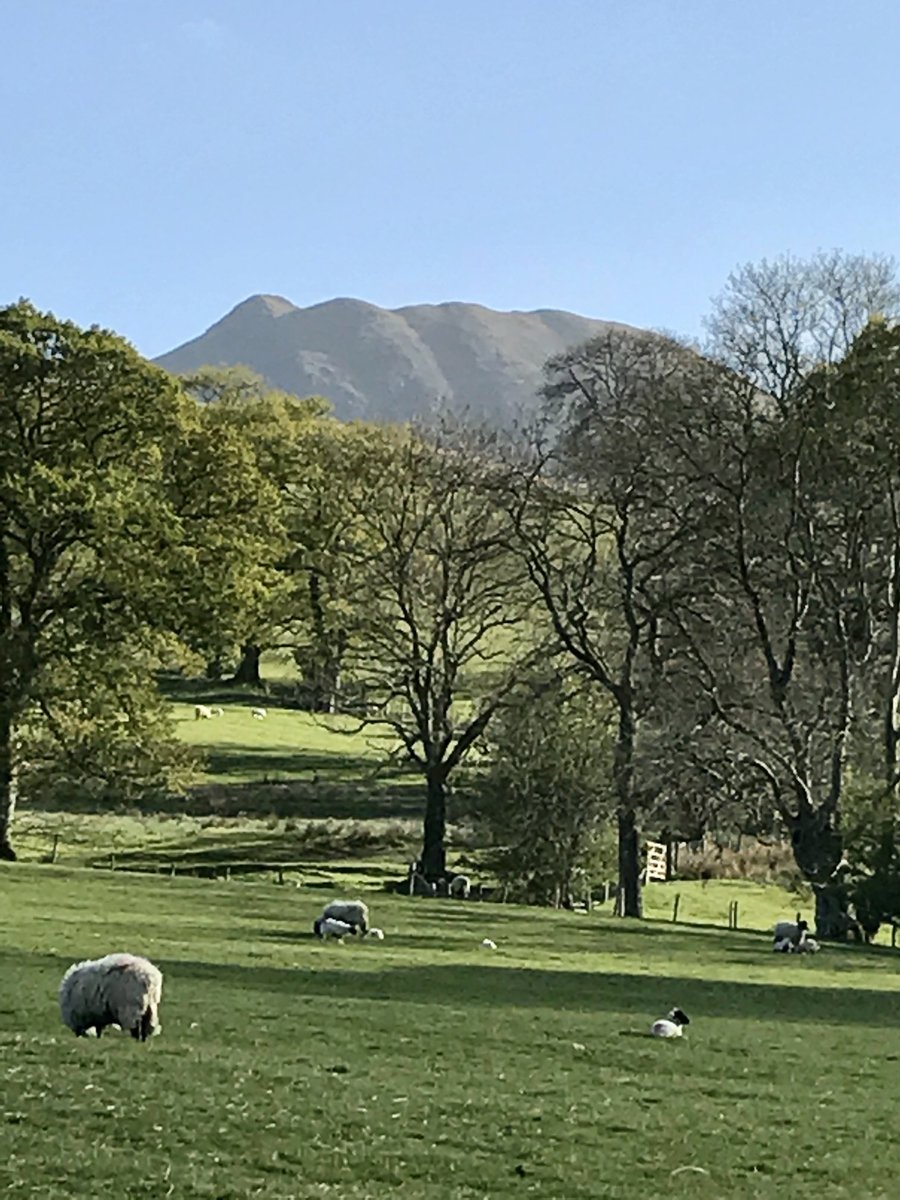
top-left (155, 293), bottom-right (631, 423)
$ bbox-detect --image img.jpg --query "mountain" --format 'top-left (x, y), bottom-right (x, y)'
top-left (154, 294), bottom-right (631, 424)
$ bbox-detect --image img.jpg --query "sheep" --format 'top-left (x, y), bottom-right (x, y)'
top-left (795, 933), bottom-right (821, 954)
top-left (313, 917), bottom-right (359, 940)
top-left (321, 899), bottom-right (369, 935)
top-left (251, 707), bottom-right (267, 720)
top-left (773, 936), bottom-right (795, 953)
top-left (194, 704), bottom-right (213, 720)
top-left (448, 874), bottom-right (471, 900)
top-left (651, 1007), bottom-right (690, 1038)
top-left (773, 916), bottom-right (809, 947)
top-left (366, 928), bottom-right (385, 940)
top-left (59, 952), bottom-right (163, 1041)
top-left (210, 706), bottom-right (224, 717)
top-left (481, 938), bottom-right (497, 950)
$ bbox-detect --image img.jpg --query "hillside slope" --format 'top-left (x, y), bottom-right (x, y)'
top-left (155, 293), bottom-right (630, 423)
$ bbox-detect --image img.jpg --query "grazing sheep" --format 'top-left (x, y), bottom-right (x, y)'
top-left (251, 707), bottom-right (267, 720)
top-left (321, 899), bottom-right (370, 935)
top-left (313, 917), bottom-right (359, 940)
top-left (59, 952), bottom-right (163, 1041)
top-left (210, 706), bottom-right (224, 717)
top-left (366, 928), bottom-right (385, 940)
top-left (194, 704), bottom-right (213, 720)
top-left (795, 934), bottom-right (821, 954)
top-left (448, 874), bottom-right (471, 900)
top-left (773, 917), bottom-right (809, 946)
top-left (481, 938), bottom-right (497, 950)
top-left (651, 1008), bottom-right (690, 1038)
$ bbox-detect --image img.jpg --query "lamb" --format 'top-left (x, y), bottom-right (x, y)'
top-left (321, 899), bottom-right (369, 935)
top-left (481, 938), bottom-right (497, 950)
top-left (448, 874), bottom-right (471, 900)
top-left (251, 707), bottom-right (267, 720)
top-left (366, 928), bottom-right (385, 940)
top-left (194, 704), bottom-right (213, 720)
top-left (59, 952), bottom-right (163, 1041)
top-left (313, 917), bottom-right (359, 940)
top-left (651, 1007), bottom-right (690, 1038)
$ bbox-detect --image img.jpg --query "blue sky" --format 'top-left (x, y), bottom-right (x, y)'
top-left (3, 1), bottom-right (899, 358)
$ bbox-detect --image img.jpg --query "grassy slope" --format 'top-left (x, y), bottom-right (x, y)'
top-left (3, 866), bottom-right (899, 1199)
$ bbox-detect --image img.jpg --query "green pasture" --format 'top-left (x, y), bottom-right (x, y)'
top-left (2, 866), bottom-right (899, 1199)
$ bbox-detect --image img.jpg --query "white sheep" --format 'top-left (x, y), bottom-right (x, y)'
top-left (448, 874), bottom-right (471, 899)
top-left (651, 1007), bottom-right (690, 1038)
top-left (481, 938), bottom-right (497, 950)
top-left (366, 928), bottom-right (385, 940)
top-left (773, 936), bottom-right (795, 953)
top-left (321, 899), bottom-right (369, 935)
top-left (251, 707), bottom-right (267, 720)
top-left (59, 952), bottom-right (163, 1041)
top-left (313, 917), bottom-right (358, 940)
top-left (210, 706), bottom-right (224, 717)
top-left (795, 934), bottom-right (821, 954)
top-left (194, 704), bottom-right (213, 720)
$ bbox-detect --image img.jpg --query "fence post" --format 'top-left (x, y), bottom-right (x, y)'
top-left (108, 853), bottom-right (116, 871)
top-left (169, 862), bottom-right (176, 878)
top-left (893, 923), bottom-right (898, 949)
top-left (50, 834), bottom-right (60, 864)
top-left (672, 893), bottom-right (681, 923)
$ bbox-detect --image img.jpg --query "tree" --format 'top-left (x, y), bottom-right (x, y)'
top-left (677, 253), bottom-right (900, 937)
top-left (0, 305), bottom-right (269, 858)
top-left (343, 424), bottom-right (547, 879)
top-left (504, 329), bottom-right (717, 916)
top-left (467, 672), bottom-right (616, 905)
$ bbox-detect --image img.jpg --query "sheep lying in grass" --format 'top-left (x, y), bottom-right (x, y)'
top-left (651, 1008), bottom-right (690, 1038)
top-left (321, 899), bottom-right (369, 935)
top-left (59, 953), bottom-right (163, 1041)
top-left (313, 917), bottom-right (359, 941)
top-left (251, 707), bottom-right (267, 720)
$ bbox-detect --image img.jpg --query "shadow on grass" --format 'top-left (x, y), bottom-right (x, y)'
top-left (161, 957), bottom-right (900, 1028)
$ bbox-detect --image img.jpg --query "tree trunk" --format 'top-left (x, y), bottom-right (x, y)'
top-left (0, 708), bottom-right (18, 861)
top-left (420, 767), bottom-right (448, 881)
top-left (617, 807), bottom-right (642, 917)
top-left (233, 643), bottom-right (262, 686)
top-left (786, 809), bottom-right (847, 939)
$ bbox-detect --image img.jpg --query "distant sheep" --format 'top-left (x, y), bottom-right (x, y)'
top-left (651, 1007), bottom-right (689, 1038)
top-left (59, 952), bottom-right (163, 1041)
top-left (773, 917), bottom-right (809, 947)
top-left (366, 928), bottom-right (385, 940)
top-left (210, 706), bottom-right (224, 717)
top-left (251, 707), bottom-right (267, 720)
top-left (481, 938), bottom-right (497, 950)
top-left (321, 899), bottom-right (369, 935)
top-left (448, 874), bottom-right (471, 900)
top-left (194, 704), bottom-right (213, 720)
top-left (313, 917), bottom-right (359, 940)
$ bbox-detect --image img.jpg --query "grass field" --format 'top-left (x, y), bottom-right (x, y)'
top-left (3, 866), bottom-right (900, 1199)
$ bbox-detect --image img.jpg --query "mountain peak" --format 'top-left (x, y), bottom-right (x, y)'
top-left (155, 294), bottom-right (627, 424)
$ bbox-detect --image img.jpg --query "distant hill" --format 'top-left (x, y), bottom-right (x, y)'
top-left (154, 294), bottom-right (632, 424)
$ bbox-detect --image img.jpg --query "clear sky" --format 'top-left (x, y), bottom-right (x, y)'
top-left (3, 0), bottom-right (899, 359)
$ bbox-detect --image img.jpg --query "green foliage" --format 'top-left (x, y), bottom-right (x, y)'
top-left (468, 674), bottom-right (617, 903)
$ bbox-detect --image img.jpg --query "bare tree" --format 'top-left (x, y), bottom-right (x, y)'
top-left (504, 329), bottom-right (717, 916)
top-left (345, 424), bottom-right (547, 879)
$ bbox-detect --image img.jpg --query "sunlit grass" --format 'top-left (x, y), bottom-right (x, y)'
top-left (3, 865), bottom-right (900, 1198)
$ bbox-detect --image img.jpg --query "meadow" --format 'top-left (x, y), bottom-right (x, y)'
top-left (7, 670), bottom-right (900, 1197)
top-left (3, 866), bottom-right (900, 1199)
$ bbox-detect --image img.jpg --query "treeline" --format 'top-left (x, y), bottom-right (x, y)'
top-left (5, 251), bottom-right (900, 939)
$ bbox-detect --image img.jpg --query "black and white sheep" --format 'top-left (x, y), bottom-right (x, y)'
top-left (321, 899), bottom-right (369, 935)
top-left (651, 1008), bottom-right (690, 1038)
top-left (59, 952), bottom-right (163, 1041)
top-left (448, 874), bottom-right (471, 900)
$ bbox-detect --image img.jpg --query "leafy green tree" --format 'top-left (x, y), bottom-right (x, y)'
top-left (0, 305), bottom-right (270, 858)
top-left (467, 673), bottom-right (616, 905)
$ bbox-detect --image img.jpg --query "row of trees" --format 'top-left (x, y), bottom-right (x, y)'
top-left (5, 252), bottom-right (900, 938)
